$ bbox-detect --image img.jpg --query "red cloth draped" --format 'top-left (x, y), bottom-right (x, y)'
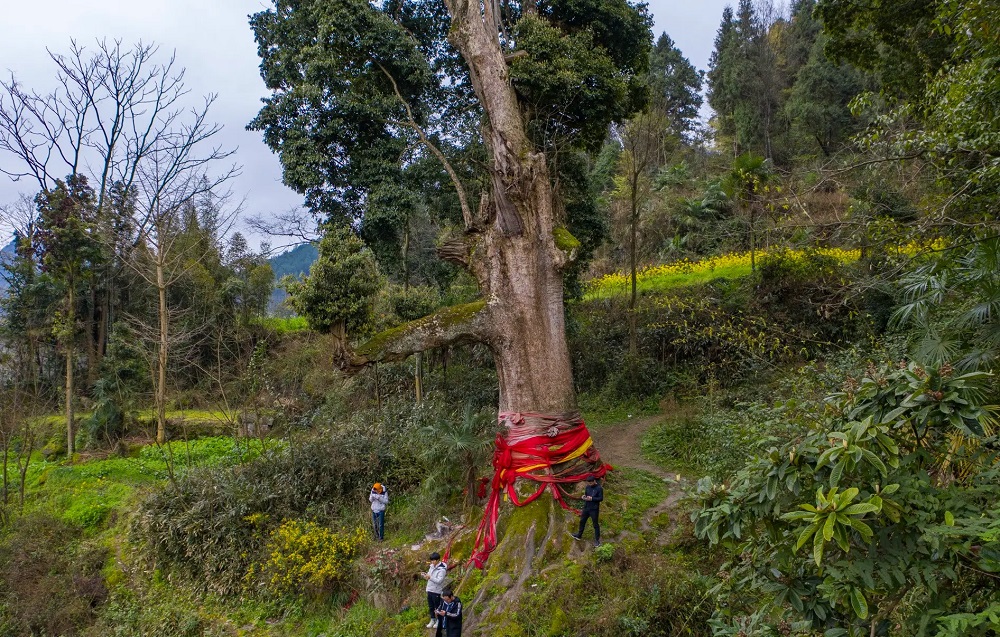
top-left (467, 411), bottom-right (612, 569)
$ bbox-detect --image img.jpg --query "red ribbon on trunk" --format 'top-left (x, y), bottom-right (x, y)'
top-left (467, 411), bottom-right (612, 569)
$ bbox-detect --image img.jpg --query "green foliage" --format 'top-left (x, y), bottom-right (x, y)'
top-left (283, 225), bottom-right (381, 335)
top-left (82, 377), bottom-right (127, 447)
top-left (572, 255), bottom-right (863, 399)
top-left (815, 0), bottom-right (950, 98)
top-left (893, 238), bottom-right (1000, 370)
top-left (643, 401), bottom-right (798, 480)
top-left (419, 404), bottom-right (494, 504)
top-left (593, 542), bottom-right (615, 562)
top-left (249, 0), bottom-right (441, 219)
top-left (135, 424), bottom-right (421, 595)
top-left (707, 2), bottom-right (785, 158)
top-left (33, 175), bottom-right (103, 292)
top-left (784, 32), bottom-right (867, 156)
top-left (694, 362), bottom-right (1000, 634)
top-left (387, 284), bottom-right (440, 322)
top-left (255, 315), bottom-right (310, 334)
top-left (511, 9), bottom-right (650, 151)
top-left (647, 32), bottom-right (703, 139)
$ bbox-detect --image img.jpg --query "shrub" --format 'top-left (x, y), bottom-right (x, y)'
top-left (0, 513), bottom-right (107, 635)
top-left (594, 542), bottom-right (615, 563)
top-left (248, 521), bottom-right (366, 599)
top-left (135, 425), bottom-right (422, 595)
top-left (694, 362), bottom-right (1000, 634)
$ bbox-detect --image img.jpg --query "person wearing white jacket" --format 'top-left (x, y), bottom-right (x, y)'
top-left (422, 552), bottom-right (448, 629)
top-left (369, 483), bottom-right (388, 541)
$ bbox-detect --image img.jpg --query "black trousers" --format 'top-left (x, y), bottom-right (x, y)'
top-left (578, 508), bottom-right (600, 542)
top-left (435, 621), bottom-right (462, 637)
top-left (427, 592), bottom-right (442, 620)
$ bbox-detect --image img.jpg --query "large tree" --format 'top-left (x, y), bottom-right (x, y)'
top-left (647, 33), bottom-right (703, 141)
top-left (33, 175), bottom-right (102, 455)
top-left (250, 0), bottom-right (651, 416)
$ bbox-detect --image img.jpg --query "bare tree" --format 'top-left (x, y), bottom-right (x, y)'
top-left (0, 371), bottom-right (52, 514)
top-left (1, 40), bottom-right (237, 448)
top-left (123, 177), bottom-right (238, 444)
top-left (246, 206), bottom-right (319, 256)
top-left (611, 112), bottom-right (671, 355)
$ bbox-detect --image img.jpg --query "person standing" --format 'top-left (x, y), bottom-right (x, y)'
top-left (422, 552), bottom-right (448, 628)
top-left (369, 482), bottom-right (388, 541)
top-left (434, 589), bottom-right (463, 637)
top-left (571, 475), bottom-right (604, 547)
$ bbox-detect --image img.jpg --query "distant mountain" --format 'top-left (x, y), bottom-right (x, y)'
top-left (0, 238), bottom-right (17, 294)
top-left (267, 243), bottom-right (317, 313)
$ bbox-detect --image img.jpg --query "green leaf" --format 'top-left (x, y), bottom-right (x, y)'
top-left (833, 524), bottom-right (850, 552)
top-left (860, 449), bottom-right (888, 476)
top-left (881, 406), bottom-right (908, 424)
top-left (823, 513), bottom-right (837, 541)
top-left (868, 495), bottom-right (883, 512)
top-left (835, 487), bottom-right (860, 509)
top-left (781, 511), bottom-right (814, 521)
top-left (945, 511), bottom-right (955, 526)
top-left (797, 522), bottom-right (819, 550)
top-left (830, 460), bottom-right (845, 488)
top-left (841, 503), bottom-right (879, 516)
top-left (850, 588), bottom-right (869, 619)
top-left (847, 517), bottom-right (874, 542)
top-left (813, 525), bottom-right (825, 566)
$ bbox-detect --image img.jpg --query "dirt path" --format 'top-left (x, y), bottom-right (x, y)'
top-left (591, 414), bottom-right (670, 477)
top-left (591, 412), bottom-right (687, 537)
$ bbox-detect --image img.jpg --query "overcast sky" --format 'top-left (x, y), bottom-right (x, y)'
top-left (0, 0), bottom-right (733, 251)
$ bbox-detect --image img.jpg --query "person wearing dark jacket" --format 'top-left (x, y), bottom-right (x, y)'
top-left (434, 589), bottom-right (463, 637)
top-left (571, 475), bottom-right (604, 546)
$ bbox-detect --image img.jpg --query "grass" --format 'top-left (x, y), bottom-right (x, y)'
top-left (133, 408), bottom-right (232, 425)
top-left (6, 436), bottom-right (273, 530)
top-left (579, 394), bottom-right (660, 431)
top-left (255, 315), bottom-right (310, 333)
top-left (582, 240), bottom-right (942, 300)
top-left (605, 468), bottom-right (670, 531)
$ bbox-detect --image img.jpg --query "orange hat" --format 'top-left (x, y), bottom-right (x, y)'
top-left (373, 482), bottom-right (383, 492)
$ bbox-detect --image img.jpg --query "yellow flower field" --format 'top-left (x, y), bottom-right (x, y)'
top-left (584, 241), bottom-right (943, 300)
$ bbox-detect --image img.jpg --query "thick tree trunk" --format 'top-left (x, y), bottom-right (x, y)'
top-left (482, 235), bottom-right (576, 413)
top-left (445, 0), bottom-right (578, 414)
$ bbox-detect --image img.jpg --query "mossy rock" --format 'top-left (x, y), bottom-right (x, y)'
top-left (553, 227), bottom-right (581, 253)
top-left (547, 607), bottom-right (570, 636)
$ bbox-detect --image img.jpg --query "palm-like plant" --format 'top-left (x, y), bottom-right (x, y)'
top-left (893, 237), bottom-right (1000, 370)
top-left (722, 153), bottom-right (773, 271)
top-left (421, 405), bottom-right (495, 505)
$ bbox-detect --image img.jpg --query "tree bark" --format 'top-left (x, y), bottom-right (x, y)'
top-left (628, 171), bottom-right (640, 357)
top-left (65, 283), bottom-right (76, 456)
top-left (156, 257), bottom-right (168, 444)
top-left (444, 0), bottom-right (578, 414)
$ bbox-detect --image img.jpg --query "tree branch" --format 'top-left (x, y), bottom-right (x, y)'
top-left (349, 300), bottom-right (490, 369)
top-left (377, 63), bottom-right (474, 229)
